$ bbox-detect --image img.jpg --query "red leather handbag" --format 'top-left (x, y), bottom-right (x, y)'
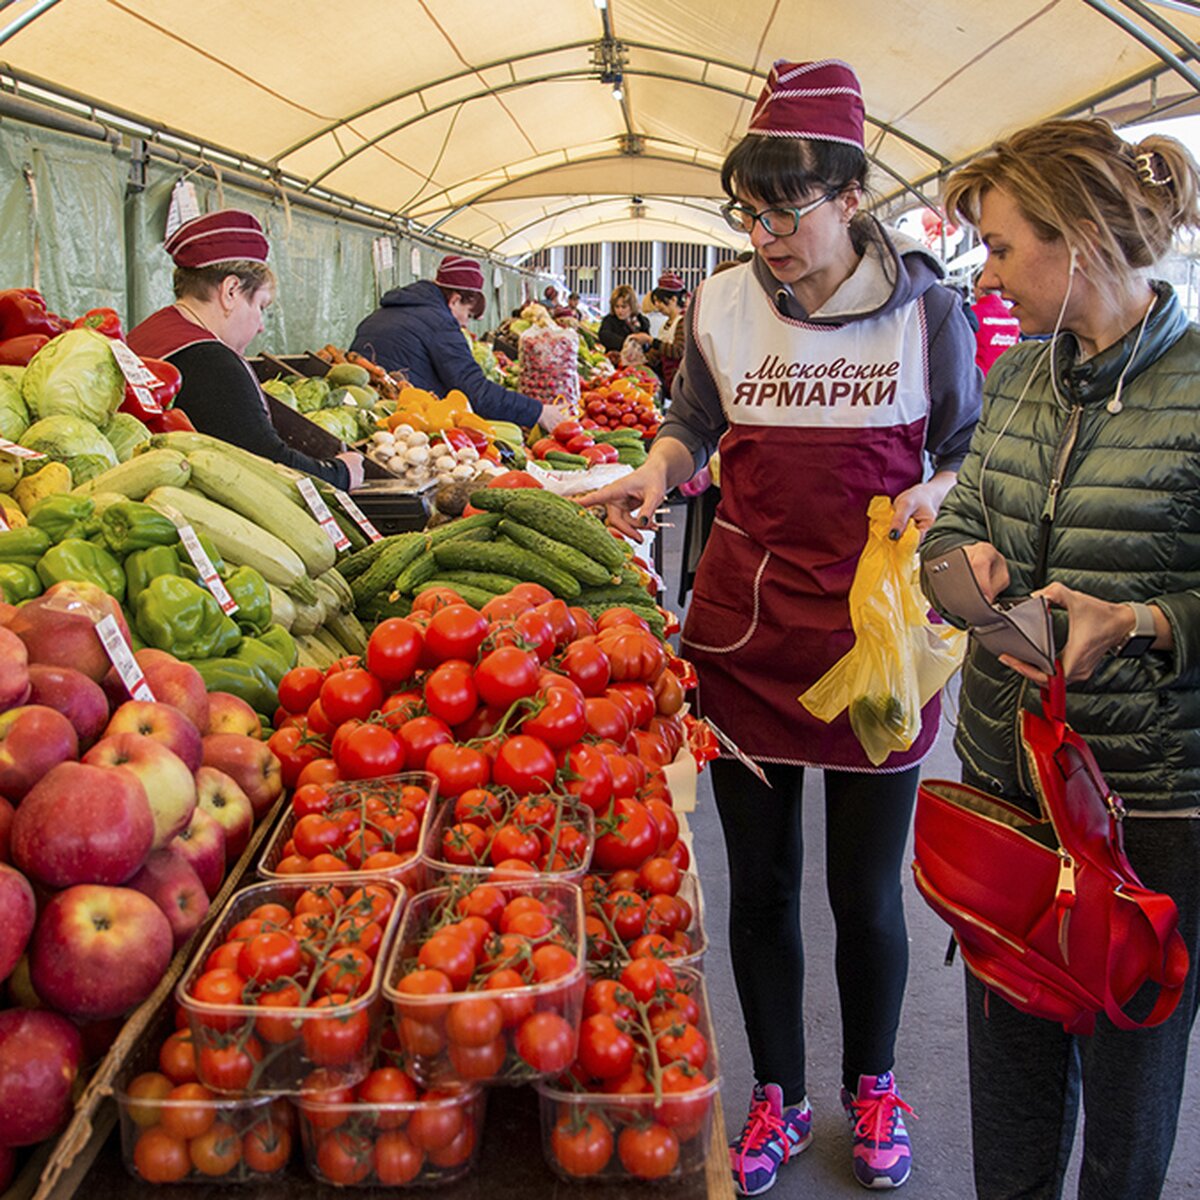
top-left (913, 669), bottom-right (1189, 1034)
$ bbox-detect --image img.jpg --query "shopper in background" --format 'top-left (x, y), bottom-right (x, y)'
top-left (350, 254), bottom-right (564, 430)
top-left (924, 116), bottom-right (1200, 1200)
top-left (646, 270), bottom-right (688, 396)
top-left (127, 210), bottom-right (363, 488)
top-left (580, 58), bottom-right (980, 1195)
top-left (597, 283), bottom-right (653, 355)
top-left (969, 275), bottom-right (1021, 375)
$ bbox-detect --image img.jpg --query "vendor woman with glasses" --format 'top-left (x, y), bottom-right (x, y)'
top-left (580, 59), bottom-right (979, 1195)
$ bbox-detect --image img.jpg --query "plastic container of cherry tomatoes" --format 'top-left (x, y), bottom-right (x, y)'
top-left (294, 1074), bottom-right (486, 1188)
top-left (420, 787), bottom-right (595, 884)
top-left (534, 966), bottom-right (720, 1183)
top-left (584, 871), bottom-right (707, 974)
top-left (257, 772), bottom-right (435, 892)
top-left (177, 878), bottom-right (405, 1095)
top-left (382, 878), bottom-right (587, 1089)
top-left (116, 1011), bottom-right (297, 1185)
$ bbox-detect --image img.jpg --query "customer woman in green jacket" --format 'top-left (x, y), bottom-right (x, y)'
top-left (922, 118), bottom-right (1200, 1200)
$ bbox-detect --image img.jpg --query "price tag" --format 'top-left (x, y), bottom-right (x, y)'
top-left (109, 341), bottom-right (164, 415)
top-left (165, 179), bottom-right (201, 240)
top-left (297, 477), bottom-right (352, 551)
top-left (178, 524), bottom-right (239, 615)
top-left (332, 489), bottom-right (382, 542)
top-left (96, 614), bottom-right (155, 702)
top-left (700, 716), bottom-right (772, 786)
top-left (372, 235), bottom-right (394, 273)
top-left (0, 437), bottom-right (45, 460)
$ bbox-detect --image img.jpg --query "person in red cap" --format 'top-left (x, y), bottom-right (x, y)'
top-left (128, 209), bottom-right (364, 488)
top-left (350, 254), bottom-right (565, 430)
top-left (647, 270), bottom-right (689, 395)
top-left (581, 58), bottom-right (981, 1194)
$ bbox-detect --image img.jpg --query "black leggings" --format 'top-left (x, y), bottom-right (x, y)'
top-left (711, 757), bottom-right (919, 1101)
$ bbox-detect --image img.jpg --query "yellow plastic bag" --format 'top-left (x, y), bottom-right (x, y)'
top-left (799, 495), bottom-right (965, 765)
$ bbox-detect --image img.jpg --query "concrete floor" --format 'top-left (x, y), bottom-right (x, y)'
top-left (659, 506), bottom-right (1200, 1199)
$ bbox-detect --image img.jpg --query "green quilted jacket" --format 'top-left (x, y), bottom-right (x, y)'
top-left (922, 282), bottom-right (1200, 812)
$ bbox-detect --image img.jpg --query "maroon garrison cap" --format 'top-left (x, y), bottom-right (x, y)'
top-left (656, 271), bottom-right (685, 292)
top-left (165, 210), bottom-right (270, 268)
top-left (747, 58), bottom-right (865, 148)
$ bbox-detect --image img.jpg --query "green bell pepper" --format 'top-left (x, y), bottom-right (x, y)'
top-left (125, 544), bottom-right (182, 606)
top-left (37, 538), bottom-right (126, 600)
top-left (176, 533), bottom-right (225, 579)
top-left (233, 637), bottom-right (290, 687)
top-left (27, 495), bottom-right (96, 544)
top-left (224, 565), bottom-right (273, 635)
top-left (135, 575), bottom-right (241, 660)
top-left (99, 500), bottom-right (180, 555)
top-left (191, 657), bottom-right (278, 716)
top-left (0, 563), bottom-right (41, 603)
top-left (0, 527), bottom-right (51, 569)
top-left (258, 623), bottom-right (298, 670)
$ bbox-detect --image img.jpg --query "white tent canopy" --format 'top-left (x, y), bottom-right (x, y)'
top-left (2, 0), bottom-right (1199, 257)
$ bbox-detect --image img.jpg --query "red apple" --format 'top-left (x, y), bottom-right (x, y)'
top-left (0, 1009), bottom-right (84, 1146)
top-left (0, 795), bottom-right (12, 862)
top-left (105, 699), bottom-right (203, 773)
top-left (194, 766), bottom-right (254, 862)
top-left (0, 864), bottom-right (35, 984)
top-left (26, 664), bottom-right (110, 749)
top-left (29, 884), bottom-right (172, 1020)
top-left (206, 690), bottom-right (262, 738)
top-left (201, 734), bottom-right (283, 820)
top-left (126, 849), bottom-right (210, 950)
top-left (7, 581), bottom-right (131, 682)
top-left (11, 761), bottom-right (154, 888)
top-left (83, 733), bottom-right (196, 850)
top-left (135, 650), bottom-right (210, 734)
top-left (0, 625), bottom-right (29, 714)
top-left (0, 705), bottom-right (79, 802)
top-left (168, 805), bottom-right (226, 898)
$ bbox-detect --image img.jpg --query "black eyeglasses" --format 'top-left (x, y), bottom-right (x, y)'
top-left (720, 193), bottom-right (836, 237)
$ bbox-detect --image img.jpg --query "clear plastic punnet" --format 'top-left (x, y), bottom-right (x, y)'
top-left (383, 878), bottom-right (586, 1089)
top-left (177, 878), bottom-right (405, 1095)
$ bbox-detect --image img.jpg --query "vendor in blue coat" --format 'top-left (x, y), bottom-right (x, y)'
top-left (350, 255), bottom-right (565, 430)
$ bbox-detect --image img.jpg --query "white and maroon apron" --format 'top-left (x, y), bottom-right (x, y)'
top-left (681, 269), bottom-right (940, 770)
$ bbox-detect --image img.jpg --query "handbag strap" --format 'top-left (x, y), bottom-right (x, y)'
top-left (1102, 891), bottom-right (1190, 1030)
top-left (1040, 662), bottom-right (1067, 730)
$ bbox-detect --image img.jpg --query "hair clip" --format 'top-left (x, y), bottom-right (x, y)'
top-left (1135, 151), bottom-right (1173, 189)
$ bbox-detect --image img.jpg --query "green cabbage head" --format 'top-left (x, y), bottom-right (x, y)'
top-left (22, 415), bottom-right (119, 479)
top-left (0, 372), bottom-right (30, 442)
top-left (21, 329), bottom-right (125, 425)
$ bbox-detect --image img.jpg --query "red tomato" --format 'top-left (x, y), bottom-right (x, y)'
top-left (444, 996), bottom-right (503, 1047)
top-left (602, 889), bottom-right (648, 941)
top-left (305, 700), bottom-right (335, 739)
top-left (481, 594), bottom-right (533, 622)
top-left (593, 796), bottom-right (660, 872)
top-left (489, 822), bottom-right (540, 865)
top-left (514, 1011), bottom-right (576, 1073)
top-left (656, 1021), bottom-right (709, 1069)
top-left (316, 1128), bottom-right (373, 1185)
top-left (268, 724), bottom-right (325, 788)
top-left (397, 715), bottom-right (453, 768)
top-left (618, 1122), bottom-right (680, 1180)
top-left (316, 947), bottom-right (375, 998)
top-left (531, 437), bottom-right (558, 459)
top-left (334, 723), bottom-right (405, 780)
top-left (565, 433), bottom-right (596, 453)
top-left (278, 667), bottom-right (324, 714)
top-left (513, 609), bottom-right (557, 662)
top-left (568, 606), bottom-right (598, 637)
top-left (492, 734), bottom-right (557, 795)
top-left (557, 743), bottom-right (614, 813)
top-left (417, 931), bottom-right (476, 990)
top-left (365, 618), bottom-right (424, 687)
top-left (619, 956), bottom-right (678, 1003)
top-left (560, 642), bottom-right (611, 696)
top-left (198, 1039), bottom-right (263, 1091)
top-left (577, 1013), bottom-right (636, 1080)
top-left (425, 742), bottom-right (491, 798)
top-left (423, 659), bottom-right (479, 725)
top-left (552, 1110), bottom-right (614, 1177)
top-left (410, 588), bottom-right (465, 616)
top-left (521, 687), bottom-right (587, 750)
top-left (610, 682), bottom-right (656, 728)
top-left (487, 470), bottom-right (542, 489)
top-left (425, 605), bottom-right (489, 663)
top-left (644, 797), bottom-right (679, 850)
top-left (474, 646), bottom-right (540, 707)
top-left (320, 669), bottom-right (384, 726)
top-left (239, 931), bottom-right (303, 985)
top-left (584, 696), bottom-right (632, 743)
top-left (553, 420), bottom-right (584, 444)
top-left (303, 995), bottom-right (371, 1067)
top-left (440, 820), bottom-right (488, 867)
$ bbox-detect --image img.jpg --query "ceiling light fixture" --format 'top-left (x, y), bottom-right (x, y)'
top-left (593, 0), bottom-right (608, 9)
top-left (612, 77), bottom-right (624, 102)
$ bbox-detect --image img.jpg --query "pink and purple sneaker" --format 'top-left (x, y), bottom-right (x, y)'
top-left (729, 1083), bottom-right (813, 1196)
top-left (840, 1071), bottom-right (914, 1189)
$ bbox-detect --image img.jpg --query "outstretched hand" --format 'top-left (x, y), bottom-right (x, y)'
top-left (574, 461), bottom-right (668, 542)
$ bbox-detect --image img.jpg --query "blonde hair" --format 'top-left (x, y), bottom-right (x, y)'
top-left (944, 118), bottom-right (1200, 291)
top-left (609, 284), bottom-right (638, 314)
top-left (174, 261), bottom-right (276, 302)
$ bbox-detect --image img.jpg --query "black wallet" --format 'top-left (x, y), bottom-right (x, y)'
top-left (923, 546), bottom-right (1056, 673)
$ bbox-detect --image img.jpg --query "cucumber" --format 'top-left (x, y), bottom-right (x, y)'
top-left (432, 539), bottom-right (581, 598)
top-left (543, 450), bottom-right (589, 467)
top-left (358, 592), bottom-right (412, 623)
top-left (616, 444), bottom-right (648, 467)
top-left (350, 531), bottom-right (426, 605)
top-left (415, 579), bottom-right (496, 609)
top-left (340, 532), bottom-right (406, 580)
top-left (428, 511), bottom-right (502, 542)
top-left (393, 547), bottom-right (440, 595)
top-left (502, 491), bottom-right (627, 572)
top-left (432, 570), bottom-right (523, 594)
top-left (577, 585), bottom-right (657, 607)
top-left (499, 519), bottom-right (616, 587)
top-left (592, 429), bottom-right (646, 445)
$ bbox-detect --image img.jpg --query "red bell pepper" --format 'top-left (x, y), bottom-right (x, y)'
top-left (144, 408), bottom-right (195, 434)
top-left (118, 357), bottom-right (182, 421)
top-left (71, 308), bottom-right (123, 340)
top-left (439, 428), bottom-right (473, 453)
top-left (0, 334), bottom-right (49, 366)
top-left (0, 289), bottom-right (61, 340)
